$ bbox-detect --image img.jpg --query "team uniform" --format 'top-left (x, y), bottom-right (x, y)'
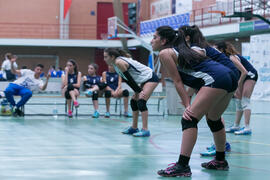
top-left (235, 54), bottom-right (258, 81)
top-left (65, 73), bottom-right (79, 99)
top-left (173, 48), bottom-right (236, 93)
top-left (84, 75), bottom-right (102, 89)
top-left (191, 45), bottom-right (239, 91)
top-left (105, 72), bottom-right (119, 90)
top-left (114, 56), bottom-right (160, 91)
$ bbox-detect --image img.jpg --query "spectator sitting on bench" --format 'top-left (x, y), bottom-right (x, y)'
top-left (2, 55), bottom-right (50, 116)
top-left (83, 63), bottom-right (105, 118)
top-left (102, 65), bottom-right (132, 118)
top-left (61, 59), bottom-right (81, 118)
top-left (1, 53), bottom-right (18, 81)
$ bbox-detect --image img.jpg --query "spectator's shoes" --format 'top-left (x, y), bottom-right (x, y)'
top-left (104, 112), bottom-right (110, 118)
top-left (67, 110), bottom-right (73, 118)
top-left (133, 129), bottom-right (150, 137)
top-left (13, 108), bottom-right (24, 117)
top-left (92, 111), bottom-right (100, 118)
top-left (157, 163), bottom-right (192, 177)
top-left (234, 127), bottom-right (252, 135)
top-left (124, 112), bottom-right (132, 117)
top-left (201, 158), bottom-right (229, 170)
top-left (84, 90), bottom-right (93, 96)
top-left (225, 126), bottom-right (240, 133)
top-left (0, 91), bottom-right (5, 98)
top-left (73, 101), bottom-right (79, 108)
top-left (121, 127), bottom-right (139, 134)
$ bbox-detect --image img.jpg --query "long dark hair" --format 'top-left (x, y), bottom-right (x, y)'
top-left (68, 59), bottom-right (78, 75)
top-left (216, 42), bottom-right (239, 57)
top-left (104, 48), bottom-right (131, 59)
top-left (180, 25), bottom-right (209, 48)
top-left (156, 26), bottom-right (208, 69)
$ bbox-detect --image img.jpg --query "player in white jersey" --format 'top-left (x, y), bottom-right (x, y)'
top-left (1, 55), bottom-right (50, 116)
top-left (103, 48), bottom-right (160, 137)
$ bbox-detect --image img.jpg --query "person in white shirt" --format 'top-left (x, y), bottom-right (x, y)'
top-left (1, 53), bottom-right (18, 81)
top-left (3, 55), bottom-right (50, 116)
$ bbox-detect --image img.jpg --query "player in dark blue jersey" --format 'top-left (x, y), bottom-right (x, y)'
top-left (216, 42), bottom-right (258, 135)
top-left (180, 25), bottom-right (248, 156)
top-left (102, 65), bottom-right (131, 118)
top-left (152, 26), bottom-right (234, 177)
top-left (83, 63), bottom-right (103, 118)
top-left (61, 59), bottom-right (81, 117)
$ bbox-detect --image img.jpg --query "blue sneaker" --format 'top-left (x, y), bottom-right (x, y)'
top-left (133, 129), bottom-right (150, 137)
top-left (226, 126), bottom-right (240, 133)
top-left (200, 142), bottom-right (231, 156)
top-left (92, 111), bottom-right (99, 118)
top-left (122, 127), bottom-right (139, 134)
top-left (124, 112), bottom-right (132, 117)
top-left (84, 90), bottom-right (93, 96)
top-left (105, 112), bottom-right (110, 118)
top-left (206, 144), bottom-right (215, 151)
top-left (234, 127), bottom-right (252, 135)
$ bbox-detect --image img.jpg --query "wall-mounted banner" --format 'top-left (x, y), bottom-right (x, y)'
top-left (140, 13), bottom-right (190, 37)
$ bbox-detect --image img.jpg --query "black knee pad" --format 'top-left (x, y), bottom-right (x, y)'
top-left (137, 99), bottom-right (148, 112)
top-left (98, 82), bottom-right (107, 90)
top-left (130, 99), bottom-right (138, 111)
top-left (105, 90), bottom-right (111, 98)
top-left (181, 116), bottom-right (198, 131)
top-left (122, 89), bottom-right (129, 97)
top-left (92, 91), bottom-right (98, 100)
top-left (65, 90), bottom-right (71, 99)
top-left (207, 118), bottom-right (224, 132)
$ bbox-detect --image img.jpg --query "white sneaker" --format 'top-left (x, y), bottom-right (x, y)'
top-left (225, 126), bottom-right (240, 133)
top-left (234, 128), bottom-right (252, 135)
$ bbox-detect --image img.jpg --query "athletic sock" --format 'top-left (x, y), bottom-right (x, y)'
top-left (178, 154), bottom-right (190, 166)
top-left (216, 151), bottom-right (225, 161)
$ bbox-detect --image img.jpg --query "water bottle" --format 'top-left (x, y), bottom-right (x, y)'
top-left (53, 102), bottom-right (58, 119)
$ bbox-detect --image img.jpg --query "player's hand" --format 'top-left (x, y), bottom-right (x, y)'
top-left (65, 66), bottom-right (69, 73)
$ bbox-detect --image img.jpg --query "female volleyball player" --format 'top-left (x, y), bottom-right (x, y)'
top-left (103, 48), bottom-right (159, 137)
top-left (152, 26), bottom-right (236, 177)
top-left (61, 59), bottom-right (81, 117)
top-left (216, 42), bottom-right (258, 135)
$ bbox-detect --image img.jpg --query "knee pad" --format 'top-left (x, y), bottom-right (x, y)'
top-left (181, 116), bottom-right (198, 131)
top-left (105, 90), bottom-right (111, 98)
top-left (98, 82), bottom-right (107, 90)
top-left (122, 89), bottom-right (129, 97)
top-left (130, 99), bottom-right (138, 111)
top-left (241, 97), bottom-right (251, 110)
top-left (207, 118), bottom-right (224, 132)
top-left (92, 91), bottom-right (98, 101)
top-left (235, 98), bottom-right (243, 111)
top-left (137, 99), bottom-right (148, 112)
top-left (65, 90), bottom-right (71, 99)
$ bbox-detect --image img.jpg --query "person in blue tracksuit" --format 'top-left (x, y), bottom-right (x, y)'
top-left (216, 41), bottom-right (258, 135)
top-left (151, 26), bottom-right (236, 177)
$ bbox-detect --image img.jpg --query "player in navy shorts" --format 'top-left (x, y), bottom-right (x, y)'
top-left (102, 65), bottom-right (132, 118)
top-left (216, 42), bottom-right (258, 135)
top-left (83, 63), bottom-right (104, 118)
top-left (152, 26), bottom-right (234, 177)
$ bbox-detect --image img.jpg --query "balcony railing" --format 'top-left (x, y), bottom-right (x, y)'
top-left (0, 23), bottom-right (102, 40)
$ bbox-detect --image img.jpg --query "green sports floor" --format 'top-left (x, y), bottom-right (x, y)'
top-left (0, 98), bottom-right (269, 180)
